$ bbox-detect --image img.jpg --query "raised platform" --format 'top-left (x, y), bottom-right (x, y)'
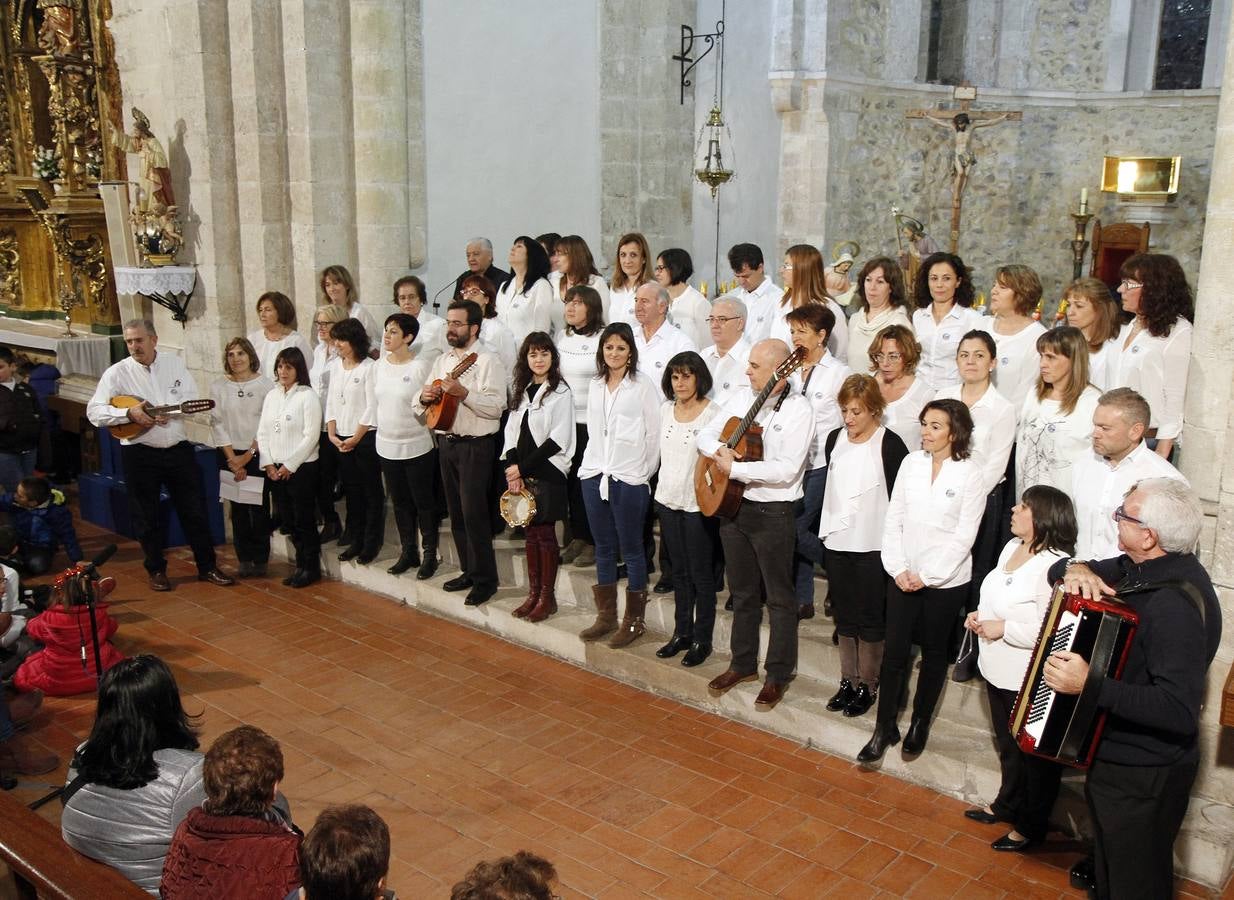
top-left (273, 521), bottom-right (1234, 889)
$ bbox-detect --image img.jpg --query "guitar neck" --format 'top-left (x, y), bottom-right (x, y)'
top-left (728, 377), bottom-right (782, 449)
top-left (146, 403), bottom-right (188, 417)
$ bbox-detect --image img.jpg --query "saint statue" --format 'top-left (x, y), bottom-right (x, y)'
top-left (113, 108), bottom-right (175, 215)
top-left (892, 210), bottom-right (939, 299)
top-left (36, 0), bottom-right (77, 56)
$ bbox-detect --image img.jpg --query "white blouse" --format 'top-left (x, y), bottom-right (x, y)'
top-left (934, 382), bottom-right (1016, 496)
top-left (346, 301), bottom-right (382, 349)
top-left (881, 377), bottom-right (934, 452)
top-left (700, 338), bottom-right (752, 408)
top-left (976, 542), bottom-right (1069, 690)
top-left (669, 285), bottom-right (712, 350)
top-left (495, 275), bottom-right (554, 345)
top-left (579, 371), bottom-right (662, 497)
top-left (1111, 318), bottom-right (1192, 441)
top-left (373, 356), bottom-right (434, 460)
top-left (769, 297), bottom-right (850, 362)
top-left (325, 357), bottom-right (378, 437)
top-left (1087, 339), bottom-right (1117, 392)
top-left (248, 329), bottom-right (311, 381)
top-left (608, 285), bottom-right (638, 328)
top-left (847, 305), bottom-right (914, 372)
top-left (557, 330), bottom-right (601, 418)
top-left (551, 275), bottom-right (610, 336)
top-left (210, 374), bottom-right (273, 451)
top-left (256, 384), bottom-right (321, 473)
top-left (977, 318), bottom-right (1045, 415)
top-left (912, 304), bottom-right (986, 390)
top-left (793, 353), bottom-right (851, 470)
top-left (820, 426), bottom-right (893, 553)
top-left (479, 316), bottom-right (519, 379)
top-left (1015, 385), bottom-right (1102, 498)
top-left (733, 278), bottom-right (783, 343)
top-left (655, 400), bottom-right (719, 512)
top-left (503, 381), bottom-right (576, 476)
top-left (409, 311), bottom-right (447, 364)
top-left (309, 343), bottom-right (337, 408)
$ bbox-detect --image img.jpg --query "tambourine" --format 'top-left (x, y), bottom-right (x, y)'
top-left (499, 486), bottom-right (538, 527)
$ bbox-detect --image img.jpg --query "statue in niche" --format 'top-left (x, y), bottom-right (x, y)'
top-left (920, 110), bottom-right (1012, 202)
top-left (112, 107), bottom-right (174, 215)
top-left (892, 209), bottom-right (939, 299)
top-left (36, 0), bottom-right (78, 57)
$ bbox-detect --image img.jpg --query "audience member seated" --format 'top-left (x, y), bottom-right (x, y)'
top-left (0, 688), bottom-right (57, 777)
top-left (14, 568), bottom-right (121, 696)
top-left (60, 655), bottom-right (206, 893)
top-left (162, 725), bottom-right (301, 900)
top-left (294, 804), bottom-right (391, 900)
top-left (0, 540), bottom-right (40, 679)
top-left (451, 851), bottom-right (559, 900)
top-left (0, 475), bottom-right (82, 574)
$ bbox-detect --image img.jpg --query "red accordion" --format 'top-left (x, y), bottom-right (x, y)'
top-left (1010, 584), bottom-right (1139, 769)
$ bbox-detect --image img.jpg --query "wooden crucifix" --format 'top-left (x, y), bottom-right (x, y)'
top-left (907, 83), bottom-right (1022, 253)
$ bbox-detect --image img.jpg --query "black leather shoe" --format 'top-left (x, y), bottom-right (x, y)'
top-left (443, 575), bottom-right (473, 592)
top-left (827, 680), bottom-right (856, 712)
top-left (288, 570), bottom-right (321, 589)
top-left (653, 578), bottom-right (673, 594)
top-left (387, 551), bottom-right (420, 575)
top-left (991, 832), bottom-right (1036, 852)
top-left (319, 520), bottom-right (342, 543)
top-left (355, 552), bottom-right (377, 565)
top-left (656, 634), bottom-right (692, 658)
top-left (464, 584), bottom-right (496, 606)
top-left (1069, 856), bottom-right (1096, 892)
top-left (902, 717), bottom-right (931, 755)
top-left (844, 683), bottom-right (876, 718)
top-left (282, 570), bottom-right (302, 587)
top-left (798, 602), bottom-right (815, 620)
top-left (857, 724), bottom-right (901, 763)
top-left (338, 546), bottom-right (361, 563)
top-left (681, 642), bottom-right (711, 667)
top-left (198, 569), bottom-right (236, 587)
top-left (416, 556), bottom-right (439, 580)
top-left (964, 808), bottom-right (1001, 825)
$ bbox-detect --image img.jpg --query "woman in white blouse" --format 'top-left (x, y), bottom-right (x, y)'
top-left (320, 265), bottom-right (380, 351)
top-left (557, 286), bottom-right (606, 568)
top-left (847, 257), bottom-right (913, 370)
top-left (210, 337), bottom-right (274, 577)
top-left (256, 347), bottom-right (322, 588)
top-left (978, 265), bottom-right (1046, 412)
top-left (495, 236), bottom-right (554, 346)
top-left (771, 244), bottom-right (849, 361)
top-left (248, 292), bottom-right (310, 380)
top-left (325, 318), bottom-right (382, 565)
top-left (819, 375), bottom-right (909, 719)
top-left (552, 235), bottom-right (610, 335)
top-left (870, 325), bottom-right (933, 451)
top-left (461, 274), bottom-right (518, 378)
top-left (578, 323), bottom-right (661, 649)
top-left (1015, 326), bottom-right (1100, 498)
top-left (964, 485), bottom-right (1076, 852)
top-left (652, 351), bottom-right (720, 668)
top-left (374, 313), bottom-right (437, 579)
top-left (308, 304), bottom-right (347, 543)
top-left (655, 248), bottom-right (711, 350)
top-left (609, 232), bottom-right (652, 328)
top-left (1112, 254), bottom-right (1194, 460)
top-left (911, 252), bottom-right (984, 391)
top-left (858, 399), bottom-right (986, 763)
top-left (504, 333), bottom-right (575, 623)
top-left (1064, 277), bottom-right (1121, 391)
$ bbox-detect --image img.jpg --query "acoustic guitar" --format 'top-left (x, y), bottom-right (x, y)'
top-left (424, 352), bottom-right (479, 431)
top-left (108, 395), bottom-right (215, 441)
top-left (694, 347), bottom-right (806, 518)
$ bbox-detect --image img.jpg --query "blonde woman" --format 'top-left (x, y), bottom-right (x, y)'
top-left (319, 265), bottom-right (380, 350)
top-left (1064, 277), bottom-right (1121, 391)
top-left (978, 265), bottom-right (1046, 412)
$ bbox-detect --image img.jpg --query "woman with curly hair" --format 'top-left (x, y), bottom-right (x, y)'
top-left (847, 257), bottom-right (913, 369)
top-left (770, 243), bottom-right (849, 361)
top-left (870, 324), bottom-right (934, 451)
top-left (911, 251), bottom-right (984, 390)
top-left (1111, 253), bottom-right (1194, 459)
top-left (978, 264), bottom-right (1046, 412)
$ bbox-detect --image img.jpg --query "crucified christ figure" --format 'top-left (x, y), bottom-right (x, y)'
top-left (922, 111), bottom-right (1012, 202)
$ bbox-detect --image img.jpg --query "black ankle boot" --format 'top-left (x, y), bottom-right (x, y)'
top-left (656, 634), bottom-right (692, 658)
top-left (902, 717), bottom-right (931, 755)
top-left (856, 723), bottom-right (901, 763)
top-left (826, 679), bottom-right (856, 712)
top-left (843, 683), bottom-right (876, 717)
top-left (387, 548), bottom-right (421, 575)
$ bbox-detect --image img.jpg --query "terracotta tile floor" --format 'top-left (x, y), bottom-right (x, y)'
top-left (7, 521), bottom-right (1228, 898)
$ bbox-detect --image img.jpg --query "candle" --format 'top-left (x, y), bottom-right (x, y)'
top-left (1080, 188), bottom-right (1089, 214)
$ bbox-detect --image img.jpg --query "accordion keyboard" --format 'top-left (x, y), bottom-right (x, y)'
top-left (1023, 613), bottom-right (1079, 741)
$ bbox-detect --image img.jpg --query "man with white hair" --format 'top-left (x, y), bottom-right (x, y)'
top-left (700, 295), bottom-right (752, 407)
top-left (1046, 477), bottom-right (1220, 900)
top-left (452, 237), bottom-right (509, 301)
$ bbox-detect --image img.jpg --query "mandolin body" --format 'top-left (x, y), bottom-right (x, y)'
top-left (424, 384), bottom-right (459, 431)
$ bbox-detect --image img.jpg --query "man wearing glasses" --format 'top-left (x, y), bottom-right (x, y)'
top-left (699, 296), bottom-right (751, 407)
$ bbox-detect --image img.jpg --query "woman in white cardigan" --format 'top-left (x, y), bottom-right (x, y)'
top-left (495, 236), bottom-right (555, 346)
top-left (963, 485), bottom-right (1075, 852)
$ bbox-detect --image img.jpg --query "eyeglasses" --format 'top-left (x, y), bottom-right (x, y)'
top-left (460, 287), bottom-right (484, 298)
top-left (1119, 279), bottom-right (1143, 291)
top-left (314, 320), bottom-right (331, 327)
top-left (873, 352), bottom-right (903, 362)
top-left (706, 315), bottom-right (742, 325)
top-left (780, 263), bottom-right (793, 270)
top-left (1113, 504), bottom-right (1148, 527)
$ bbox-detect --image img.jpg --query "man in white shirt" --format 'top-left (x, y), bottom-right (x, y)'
top-left (698, 339), bottom-right (815, 710)
top-left (700, 296), bottom-right (752, 408)
top-left (413, 300), bottom-right (506, 606)
top-left (634, 283), bottom-right (697, 379)
top-left (86, 319), bottom-right (234, 591)
top-left (728, 243), bottom-right (781, 342)
top-left (393, 275), bottom-right (445, 363)
top-left (1072, 387), bottom-right (1188, 560)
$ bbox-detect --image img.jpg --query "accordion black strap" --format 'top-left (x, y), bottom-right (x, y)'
top-left (1116, 577), bottom-right (1206, 626)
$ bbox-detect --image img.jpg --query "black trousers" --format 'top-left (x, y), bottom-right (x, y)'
top-left (315, 432), bottom-right (341, 525)
top-left (1087, 755), bottom-right (1198, 900)
top-left (120, 442), bottom-right (216, 575)
top-left (824, 548), bottom-right (887, 642)
top-left (219, 453), bottom-right (271, 565)
top-left (875, 581), bottom-right (968, 727)
top-left (15, 544), bottom-right (54, 576)
top-left (720, 500), bottom-right (797, 684)
top-left (336, 431), bottom-right (385, 555)
top-left (380, 450), bottom-right (438, 554)
top-left (656, 503), bottom-right (717, 645)
top-left (439, 434), bottom-right (498, 589)
top-left (565, 424), bottom-right (592, 544)
top-left (985, 682), bottom-right (1063, 841)
top-left (271, 460), bottom-right (320, 573)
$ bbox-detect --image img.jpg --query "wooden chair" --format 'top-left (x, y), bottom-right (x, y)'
top-left (1090, 220), bottom-right (1150, 291)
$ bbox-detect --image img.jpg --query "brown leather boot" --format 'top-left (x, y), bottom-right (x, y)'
top-left (580, 583), bottom-right (618, 641)
top-left (608, 588), bottom-right (648, 649)
top-left (512, 529), bottom-right (542, 619)
top-left (528, 534), bottom-right (559, 623)
top-left (0, 732), bottom-right (58, 776)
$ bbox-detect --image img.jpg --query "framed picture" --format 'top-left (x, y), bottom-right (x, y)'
top-left (1101, 156), bottom-right (1181, 196)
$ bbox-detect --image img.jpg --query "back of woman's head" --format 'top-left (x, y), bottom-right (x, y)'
top-left (202, 725), bottom-right (283, 817)
top-left (75, 655), bottom-right (199, 789)
top-left (450, 851), bottom-right (558, 900)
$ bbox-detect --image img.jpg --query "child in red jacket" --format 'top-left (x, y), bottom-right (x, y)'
top-left (14, 569), bottom-right (121, 696)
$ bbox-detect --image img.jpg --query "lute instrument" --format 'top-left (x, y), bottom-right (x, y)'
top-left (424, 352), bottom-right (479, 431)
top-left (694, 346), bottom-right (806, 518)
top-left (108, 395), bottom-right (215, 440)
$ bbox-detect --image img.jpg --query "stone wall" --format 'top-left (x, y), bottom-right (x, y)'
top-left (1024, 0), bottom-right (1112, 91)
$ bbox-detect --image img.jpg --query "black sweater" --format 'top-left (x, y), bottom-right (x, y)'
top-left (1047, 552), bottom-right (1221, 766)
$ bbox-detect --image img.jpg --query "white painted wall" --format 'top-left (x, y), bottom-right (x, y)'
top-left (417, 0), bottom-right (602, 309)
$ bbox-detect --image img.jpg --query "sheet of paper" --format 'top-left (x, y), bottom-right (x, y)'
top-left (219, 471), bottom-right (265, 506)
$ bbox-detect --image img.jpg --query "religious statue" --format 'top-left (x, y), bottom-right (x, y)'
top-left (113, 107), bottom-right (175, 215)
top-left (824, 242), bottom-right (860, 307)
top-left (36, 0), bottom-right (77, 57)
top-left (920, 110), bottom-right (1011, 203)
top-left (892, 208), bottom-right (939, 298)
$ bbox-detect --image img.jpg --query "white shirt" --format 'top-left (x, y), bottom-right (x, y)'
top-left (209, 374), bottom-right (273, 451)
top-left (655, 400), bottom-right (719, 512)
top-left (373, 356), bottom-right (434, 460)
top-left (732, 277), bottom-right (782, 343)
top-left (346, 301), bottom-right (382, 349)
top-left (495, 275), bottom-right (554, 345)
top-left (479, 317), bottom-right (519, 379)
top-left (769, 297), bottom-right (849, 361)
top-left (847, 305), bottom-right (914, 372)
top-left (325, 357), bottom-right (378, 437)
top-left (912, 304), bottom-right (986, 390)
top-left (1112, 318), bottom-right (1192, 441)
top-left (793, 353), bottom-right (851, 470)
top-left (578, 371), bottom-right (661, 497)
top-left (668, 285), bottom-right (712, 349)
top-left (1071, 441), bottom-right (1188, 560)
top-left (504, 381), bottom-right (576, 477)
top-left (635, 321), bottom-right (696, 385)
top-left (976, 542), bottom-right (1069, 690)
top-left (700, 338), bottom-right (752, 408)
top-left (410, 311), bottom-right (447, 364)
top-left (881, 452), bottom-right (987, 588)
top-left (551, 275), bottom-right (610, 336)
top-left (934, 382), bottom-right (1016, 496)
top-left (309, 343), bottom-right (337, 431)
top-left (977, 318), bottom-right (1045, 415)
top-left (0, 563), bottom-right (23, 648)
top-left (256, 383), bottom-right (321, 472)
top-left (820, 427), bottom-right (895, 553)
top-left (557, 330), bottom-right (601, 417)
top-left (698, 388), bottom-right (815, 503)
top-left (248, 329), bottom-right (311, 381)
top-left (1088, 339), bottom-right (1117, 392)
top-left (609, 285), bottom-right (638, 328)
top-left (411, 344), bottom-right (506, 437)
top-left (1015, 386), bottom-right (1102, 498)
top-left (87, 352), bottom-right (198, 448)
top-left (881, 377), bottom-right (934, 452)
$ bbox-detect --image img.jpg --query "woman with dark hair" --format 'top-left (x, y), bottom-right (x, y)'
top-left (495, 236), bottom-right (554, 346)
top-left (552, 235), bottom-right (610, 334)
top-left (1064, 277), bottom-right (1120, 390)
top-left (505, 333), bottom-right (575, 623)
top-left (375, 313), bottom-right (437, 578)
top-left (771, 243), bottom-right (849, 362)
top-left (249, 291), bottom-right (310, 380)
top-left (964, 485), bottom-right (1076, 852)
top-left (557, 285), bottom-right (606, 567)
top-left (609, 232), bottom-right (652, 327)
top-left (1112, 253), bottom-right (1194, 459)
top-left (1016, 326), bottom-right (1100, 498)
top-left (655, 248), bottom-right (711, 349)
top-left (858, 398), bottom-right (987, 762)
top-left (258, 346), bottom-right (323, 588)
top-left (847, 257), bottom-right (912, 369)
top-left (653, 351), bottom-right (719, 667)
top-left (326, 319), bottom-right (383, 565)
top-left (577, 323), bottom-right (661, 648)
top-left (911, 251), bottom-right (984, 390)
top-left (61, 655), bottom-right (206, 892)
top-left (870, 324), bottom-right (934, 451)
top-left (309, 304), bottom-right (347, 543)
top-left (462, 273), bottom-right (518, 376)
top-left (536, 232), bottom-right (561, 260)
top-left (820, 374), bottom-right (909, 718)
top-left (319, 265), bottom-right (380, 350)
top-left (978, 265), bottom-right (1046, 411)
top-left (211, 337), bottom-right (274, 577)
top-left (393, 274), bottom-right (445, 363)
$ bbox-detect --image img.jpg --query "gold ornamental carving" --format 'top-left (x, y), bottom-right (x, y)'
top-left (0, 229), bottom-right (21, 306)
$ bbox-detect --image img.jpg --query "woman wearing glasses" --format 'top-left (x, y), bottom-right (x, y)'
top-left (870, 324), bottom-right (933, 451)
top-left (460, 274), bottom-right (518, 377)
top-left (655, 248), bottom-right (712, 349)
top-left (308, 304), bottom-right (348, 543)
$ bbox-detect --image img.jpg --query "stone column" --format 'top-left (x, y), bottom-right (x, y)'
top-left (404, 1), bottom-right (427, 273)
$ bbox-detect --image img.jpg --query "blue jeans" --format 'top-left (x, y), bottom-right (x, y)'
top-left (793, 465), bottom-right (827, 608)
top-left (0, 449), bottom-right (36, 493)
top-left (582, 475), bottom-right (650, 590)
